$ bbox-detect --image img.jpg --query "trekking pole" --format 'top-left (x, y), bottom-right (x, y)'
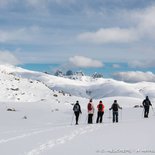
top-left (120, 109), bottom-right (122, 121)
top-left (85, 115), bottom-right (88, 124)
top-left (92, 114), bottom-right (94, 124)
top-left (142, 108), bottom-right (144, 118)
top-left (71, 113), bottom-right (74, 125)
top-left (151, 106), bottom-right (155, 116)
top-left (109, 110), bottom-right (111, 123)
top-left (108, 109), bottom-right (112, 118)
top-left (79, 113), bottom-right (82, 124)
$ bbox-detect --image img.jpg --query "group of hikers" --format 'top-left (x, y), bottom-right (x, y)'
top-left (73, 96), bottom-right (153, 125)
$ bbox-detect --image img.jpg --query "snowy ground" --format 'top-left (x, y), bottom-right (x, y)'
top-left (0, 65), bottom-right (155, 155)
top-left (0, 98), bottom-right (155, 155)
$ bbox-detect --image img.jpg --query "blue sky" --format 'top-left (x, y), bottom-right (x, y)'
top-left (0, 0), bottom-right (155, 76)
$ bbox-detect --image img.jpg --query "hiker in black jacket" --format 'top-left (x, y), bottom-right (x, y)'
top-left (73, 101), bottom-right (82, 125)
top-left (109, 100), bottom-right (122, 123)
top-left (142, 96), bottom-right (152, 118)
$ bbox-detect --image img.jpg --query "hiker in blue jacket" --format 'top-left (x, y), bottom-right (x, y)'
top-left (109, 100), bottom-right (122, 123)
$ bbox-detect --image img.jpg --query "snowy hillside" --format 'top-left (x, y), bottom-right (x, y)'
top-left (0, 65), bottom-right (155, 155)
top-left (1, 65), bottom-right (155, 101)
top-left (0, 65), bottom-right (88, 104)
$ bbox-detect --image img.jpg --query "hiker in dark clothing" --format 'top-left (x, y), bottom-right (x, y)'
top-left (109, 100), bottom-right (122, 123)
top-left (73, 101), bottom-right (82, 125)
top-left (142, 96), bottom-right (152, 118)
top-left (96, 101), bottom-right (105, 123)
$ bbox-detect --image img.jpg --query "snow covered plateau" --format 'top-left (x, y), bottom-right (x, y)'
top-left (0, 65), bottom-right (155, 155)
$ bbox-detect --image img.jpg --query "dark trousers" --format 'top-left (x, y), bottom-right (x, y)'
top-left (88, 114), bottom-right (93, 124)
top-left (96, 112), bottom-right (104, 123)
top-left (113, 111), bottom-right (118, 123)
top-left (74, 112), bottom-right (80, 124)
top-left (144, 106), bottom-right (150, 118)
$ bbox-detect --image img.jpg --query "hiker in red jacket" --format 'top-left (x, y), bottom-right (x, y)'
top-left (87, 99), bottom-right (95, 124)
top-left (96, 100), bottom-right (105, 123)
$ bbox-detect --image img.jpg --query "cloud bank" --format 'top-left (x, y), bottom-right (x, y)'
top-left (128, 60), bottom-right (155, 68)
top-left (69, 56), bottom-right (103, 68)
top-left (0, 0), bottom-right (155, 65)
top-left (78, 28), bottom-right (138, 44)
top-left (78, 5), bottom-right (155, 44)
top-left (0, 26), bottom-right (41, 43)
top-left (0, 51), bottom-right (20, 65)
top-left (113, 71), bottom-right (155, 83)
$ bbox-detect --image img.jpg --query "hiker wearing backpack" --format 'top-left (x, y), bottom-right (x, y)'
top-left (109, 100), bottom-right (122, 123)
top-left (96, 100), bottom-right (105, 123)
top-left (142, 96), bottom-right (152, 118)
top-left (73, 101), bottom-right (82, 125)
top-left (87, 99), bottom-right (95, 124)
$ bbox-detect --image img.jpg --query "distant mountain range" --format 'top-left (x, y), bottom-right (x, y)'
top-left (1, 65), bottom-right (155, 101)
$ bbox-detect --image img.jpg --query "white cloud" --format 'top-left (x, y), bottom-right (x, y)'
top-left (26, 0), bottom-right (75, 9)
top-left (78, 5), bottom-right (155, 44)
top-left (54, 0), bottom-right (75, 5)
top-left (113, 71), bottom-right (155, 83)
top-left (26, 0), bottom-right (48, 9)
top-left (112, 64), bottom-right (121, 68)
top-left (69, 56), bottom-right (103, 68)
top-left (0, 0), bottom-right (18, 8)
top-left (0, 0), bottom-right (8, 8)
top-left (0, 0), bottom-right (13, 8)
top-left (0, 1), bottom-right (155, 64)
top-left (129, 5), bottom-right (155, 40)
top-left (0, 26), bottom-right (41, 43)
top-left (78, 28), bottom-right (139, 44)
top-left (128, 60), bottom-right (155, 68)
top-left (0, 50), bottom-right (20, 65)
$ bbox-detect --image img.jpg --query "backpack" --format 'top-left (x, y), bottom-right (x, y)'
top-left (98, 104), bottom-right (103, 112)
top-left (88, 103), bottom-right (92, 111)
top-left (73, 104), bottom-right (79, 112)
top-left (113, 103), bottom-right (118, 111)
top-left (144, 99), bottom-right (150, 106)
